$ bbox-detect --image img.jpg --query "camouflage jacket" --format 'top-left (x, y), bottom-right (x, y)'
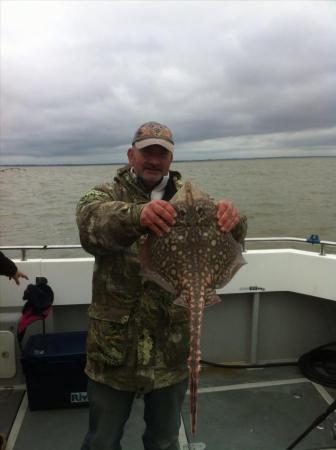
top-left (76, 165), bottom-right (247, 393)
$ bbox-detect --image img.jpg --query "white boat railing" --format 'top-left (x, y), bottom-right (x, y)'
top-left (0, 245), bottom-right (82, 260)
top-left (1, 236), bottom-right (336, 260)
top-left (243, 236), bottom-right (336, 256)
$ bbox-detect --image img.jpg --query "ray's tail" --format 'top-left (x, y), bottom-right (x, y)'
top-left (187, 285), bottom-right (205, 436)
top-left (188, 351), bottom-right (201, 435)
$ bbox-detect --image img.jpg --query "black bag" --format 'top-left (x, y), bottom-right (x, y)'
top-left (17, 277), bottom-right (54, 348)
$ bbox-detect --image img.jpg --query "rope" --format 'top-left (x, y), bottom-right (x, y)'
top-left (298, 341), bottom-right (336, 388)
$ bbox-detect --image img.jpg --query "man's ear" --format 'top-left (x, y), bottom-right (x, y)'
top-left (127, 147), bottom-right (134, 163)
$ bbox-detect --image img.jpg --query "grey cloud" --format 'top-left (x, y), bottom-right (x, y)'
top-left (1, 1), bottom-right (336, 164)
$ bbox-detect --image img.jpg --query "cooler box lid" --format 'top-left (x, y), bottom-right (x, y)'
top-left (22, 331), bottom-right (87, 362)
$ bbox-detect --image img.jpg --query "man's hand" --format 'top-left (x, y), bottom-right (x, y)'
top-left (140, 200), bottom-right (176, 237)
top-left (217, 200), bottom-right (240, 232)
top-left (10, 271), bottom-right (29, 286)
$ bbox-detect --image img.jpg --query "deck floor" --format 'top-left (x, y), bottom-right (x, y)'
top-left (4, 366), bottom-right (336, 450)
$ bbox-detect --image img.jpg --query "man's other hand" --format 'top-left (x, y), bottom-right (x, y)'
top-left (217, 200), bottom-right (240, 232)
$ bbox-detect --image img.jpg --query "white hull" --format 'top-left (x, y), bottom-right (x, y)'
top-left (1, 243), bottom-right (336, 383)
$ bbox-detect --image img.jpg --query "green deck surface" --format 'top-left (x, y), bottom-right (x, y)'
top-left (11, 367), bottom-right (336, 450)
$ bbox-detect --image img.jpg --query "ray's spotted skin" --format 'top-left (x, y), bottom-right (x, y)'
top-left (140, 181), bottom-right (246, 435)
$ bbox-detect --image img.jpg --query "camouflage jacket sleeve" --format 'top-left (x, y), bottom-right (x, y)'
top-left (231, 215), bottom-right (248, 244)
top-left (76, 184), bottom-right (146, 255)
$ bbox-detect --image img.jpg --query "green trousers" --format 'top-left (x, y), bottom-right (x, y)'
top-left (81, 377), bottom-right (188, 450)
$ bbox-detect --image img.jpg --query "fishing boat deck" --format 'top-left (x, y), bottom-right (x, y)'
top-left (2, 242), bottom-right (336, 449)
top-left (4, 365), bottom-right (336, 450)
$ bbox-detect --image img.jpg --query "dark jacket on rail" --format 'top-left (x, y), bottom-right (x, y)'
top-left (0, 251), bottom-right (17, 277)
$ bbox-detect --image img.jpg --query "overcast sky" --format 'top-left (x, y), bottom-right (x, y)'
top-left (1, 1), bottom-right (336, 164)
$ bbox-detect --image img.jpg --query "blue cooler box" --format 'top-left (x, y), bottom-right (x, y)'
top-left (21, 331), bottom-right (88, 410)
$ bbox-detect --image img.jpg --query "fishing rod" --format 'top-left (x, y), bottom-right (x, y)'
top-left (286, 342), bottom-right (336, 449)
top-left (286, 398), bottom-right (336, 450)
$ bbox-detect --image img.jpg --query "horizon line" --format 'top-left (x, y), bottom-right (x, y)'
top-left (1, 154), bottom-right (335, 167)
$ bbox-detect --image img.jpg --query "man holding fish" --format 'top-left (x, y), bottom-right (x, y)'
top-left (77, 121), bottom-right (247, 450)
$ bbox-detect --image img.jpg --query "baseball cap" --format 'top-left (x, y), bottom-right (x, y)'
top-left (132, 121), bottom-right (174, 153)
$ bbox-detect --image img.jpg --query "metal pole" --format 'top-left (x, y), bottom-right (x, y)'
top-left (250, 292), bottom-right (260, 364)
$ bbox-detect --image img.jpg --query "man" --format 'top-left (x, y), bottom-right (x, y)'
top-left (0, 251), bottom-right (28, 285)
top-left (76, 121), bottom-right (247, 450)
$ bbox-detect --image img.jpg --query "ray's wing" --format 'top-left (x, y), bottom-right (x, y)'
top-left (139, 235), bottom-right (178, 294)
top-left (212, 231), bottom-right (246, 289)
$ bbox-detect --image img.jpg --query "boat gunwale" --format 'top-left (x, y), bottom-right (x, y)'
top-left (1, 236), bottom-right (336, 260)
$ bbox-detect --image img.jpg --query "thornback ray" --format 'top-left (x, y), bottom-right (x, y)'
top-left (139, 181), bottom-right (246, 435)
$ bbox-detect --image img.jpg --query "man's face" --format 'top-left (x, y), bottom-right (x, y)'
top-left (127, 145), bottom-right (173, 189)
